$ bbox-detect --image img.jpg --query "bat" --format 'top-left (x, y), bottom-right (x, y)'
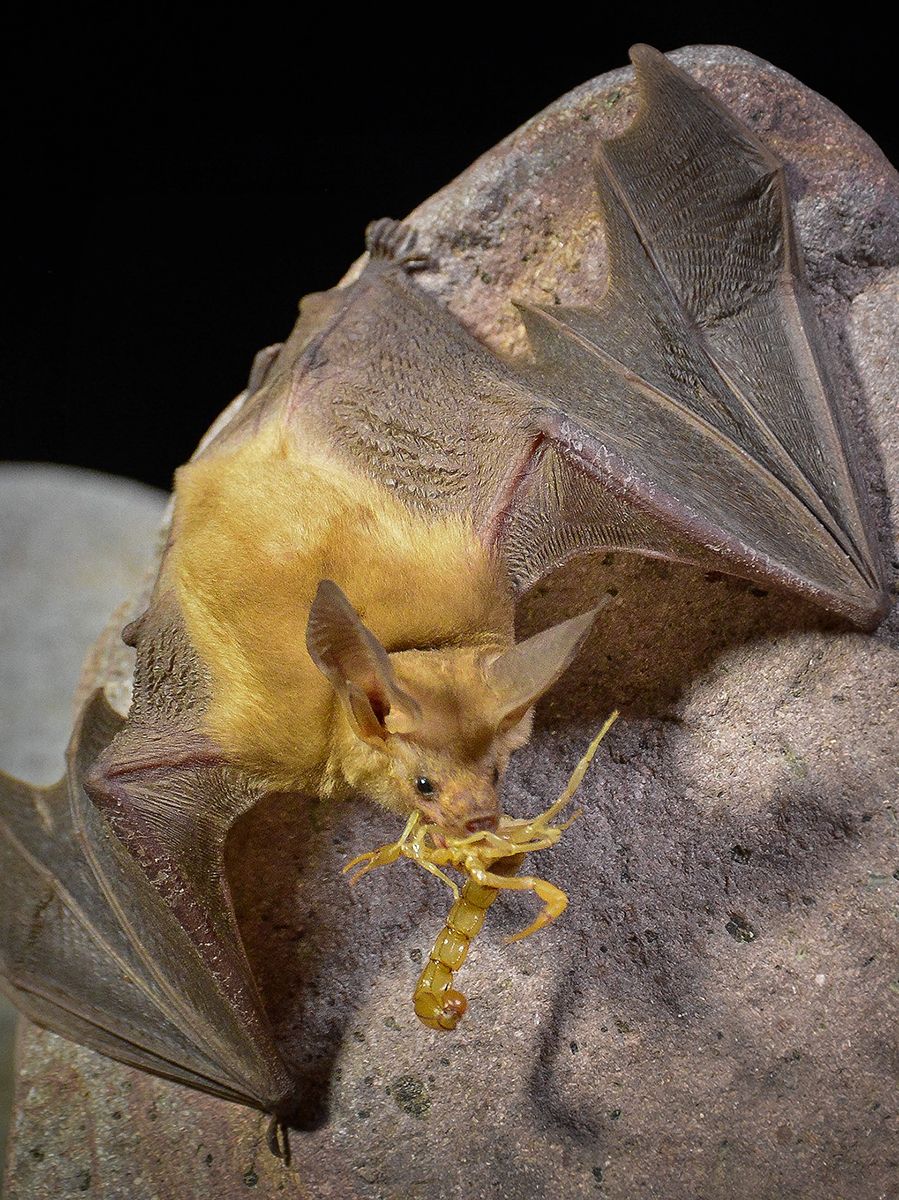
top-left (0, 44), bottom-right (887, 1145)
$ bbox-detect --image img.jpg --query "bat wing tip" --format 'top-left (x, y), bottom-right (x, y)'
top-left (856, 585), bottom-right (893, 631)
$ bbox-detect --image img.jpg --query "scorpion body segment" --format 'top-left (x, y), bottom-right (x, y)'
top-left (414, 876), bottom-right (498, 1030)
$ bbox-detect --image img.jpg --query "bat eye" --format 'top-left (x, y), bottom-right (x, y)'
top-left (415, 777), bottom-right (435, 796)
top-left (492, 766), bottom-right (500, 786)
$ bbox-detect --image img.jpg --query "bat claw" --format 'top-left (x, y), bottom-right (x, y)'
top-left (267, 1114), bottom-right (292, 1163)
top-left (365, 218), bottom-right (432, 272)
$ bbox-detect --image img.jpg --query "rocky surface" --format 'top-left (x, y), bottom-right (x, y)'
top-left (0, 465), bottom-right (166, 1184)
top-left (4, 47), bottom-right (898, 1200)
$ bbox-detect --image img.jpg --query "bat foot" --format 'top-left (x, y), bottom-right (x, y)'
top-left (266, 1114), bottom-right (292, 1163)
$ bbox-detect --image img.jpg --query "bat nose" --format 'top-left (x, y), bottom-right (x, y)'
top-left (465, 813), bottom-right (499, 834)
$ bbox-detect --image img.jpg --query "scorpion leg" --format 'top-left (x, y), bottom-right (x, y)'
top-left (406, 852), bottom-right (461, 899)
top-left (405, 825), bottom-right (461, 898)
top-left (452, 829), bottom-right (513, 851)
top-left (499, 825), bottom-right (567, 855)
top-left (466, 861), bottom-right (569, 943)
top-left (519, 710), bottom-right (620, 838)
top-left (343, 811), bottom-right (419, 884)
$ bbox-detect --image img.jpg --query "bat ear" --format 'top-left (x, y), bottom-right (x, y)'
top-left (489, 599), bottom-right (608, 732)
top-left (305, 580), bottom-right (421, 744)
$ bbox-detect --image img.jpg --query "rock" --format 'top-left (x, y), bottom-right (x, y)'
top-left (0, 464), bottom-right (166, 780)
top-left (0, 464), bottom-right (166, 1186)
top-left (4, 47), bottom-right (898, 1200)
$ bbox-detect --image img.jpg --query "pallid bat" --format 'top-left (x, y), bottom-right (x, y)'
top-left (0, 45), bottom-right (887, 1139)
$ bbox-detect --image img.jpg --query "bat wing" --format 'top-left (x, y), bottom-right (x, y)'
top-left (497, 44), bottom-right (887, 627)
top-left (0, 684), bottom-right (296, 1116)
top-left (254, 46), bottom-right (885, 629)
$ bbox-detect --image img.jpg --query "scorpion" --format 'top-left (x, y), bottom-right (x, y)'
top-left (344, 710), bottom-right (620, 1029)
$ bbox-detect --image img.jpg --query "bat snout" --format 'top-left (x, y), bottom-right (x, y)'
top-left (433, 781), bottom-right (500, 837)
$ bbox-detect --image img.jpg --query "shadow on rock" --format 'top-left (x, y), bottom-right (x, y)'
top-left (225, 790), bottom-right (397, 1131)
top-left (518, 550), bottom-right (845, 722)
top-left (524, 765), bottom-right (891, 1180)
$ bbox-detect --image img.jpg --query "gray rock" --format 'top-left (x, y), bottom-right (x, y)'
top-left (0, 463), bottom-right (166, 1186)
top-left (0, 464), bottom-right (166, 779)
top-left (3, 47), bottom-right (898, 1200)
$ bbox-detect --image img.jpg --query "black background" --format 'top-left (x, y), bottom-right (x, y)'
top-left (5, 8), bottom-right (895, 492)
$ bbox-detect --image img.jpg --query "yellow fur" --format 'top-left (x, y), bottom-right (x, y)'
top-left (170, 424), bottom-right (513, 793)
top-left (327, 646), bottom-right (532, 822)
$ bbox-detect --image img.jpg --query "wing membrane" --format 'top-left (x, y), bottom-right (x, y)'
top-left (502, 45), bottom-right (886, 624)
top-left (0, 690), bottom-right (293, 1111)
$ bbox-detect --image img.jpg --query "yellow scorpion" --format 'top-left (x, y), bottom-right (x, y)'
top-left (344, 711), bottom-right (619, 1029)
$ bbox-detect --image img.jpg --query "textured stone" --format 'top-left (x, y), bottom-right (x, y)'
top-left (4, 46), bottom-right (898, 1200)
top-left (0, 464), bottom-right (166, 1184)
top-left (0, 465), bottom-right (166, 782)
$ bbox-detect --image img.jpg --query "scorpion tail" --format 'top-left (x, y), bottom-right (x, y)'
top-left (413, 877), bottom-right (498, 1030)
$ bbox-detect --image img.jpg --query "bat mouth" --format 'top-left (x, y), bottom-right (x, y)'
top-left (463, 813), bottom-right (499, 834)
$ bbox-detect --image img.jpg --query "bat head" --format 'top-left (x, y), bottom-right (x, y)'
top-left (306, 580), bottom-right (601, 836)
